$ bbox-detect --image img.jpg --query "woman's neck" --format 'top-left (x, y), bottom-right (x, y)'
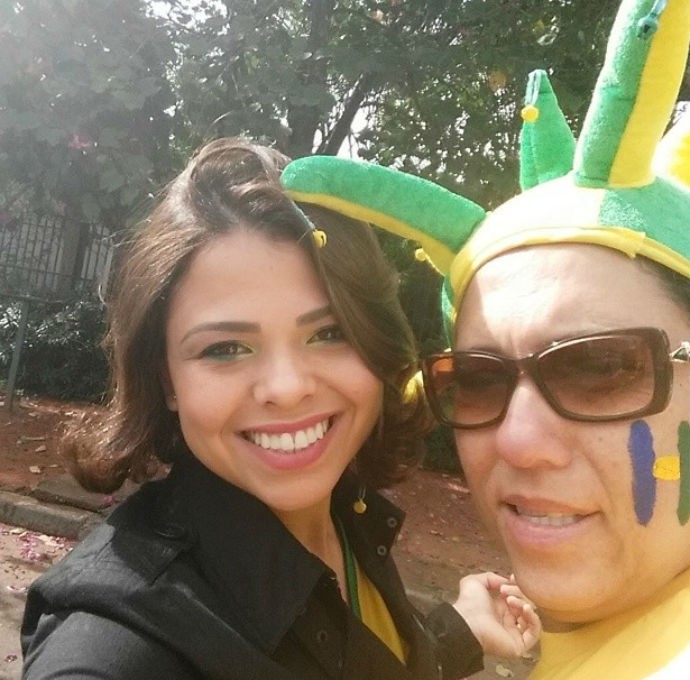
top-left (273, 497), bottom-right (348, 603)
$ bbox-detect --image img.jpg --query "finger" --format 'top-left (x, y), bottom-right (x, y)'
top-left (520, 602), bottom-right (541, 630)
top-left (503, 588), bottom-right (538, 609)
top-left (459, 571), bottom-right (510, 592)
top-left (482, 571), bottom-right (512, 592)
top-left (516, 604), bottom-right (542, 651)
top-left (499, 584), bottom-right (524, 599)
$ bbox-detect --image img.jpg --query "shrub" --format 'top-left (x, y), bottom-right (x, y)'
top-left (422, 426), bottom-right (460, 474)
top-left (0, 296), bottom-right (108, 402)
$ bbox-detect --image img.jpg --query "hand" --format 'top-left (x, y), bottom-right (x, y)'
top-left (452, 572), bottom-right (541, 658)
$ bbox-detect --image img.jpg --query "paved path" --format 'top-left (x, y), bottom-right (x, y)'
top-left (0, 524), bottom-right (73, 680)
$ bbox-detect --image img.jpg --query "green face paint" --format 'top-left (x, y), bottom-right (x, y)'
top-left (677, 421), bottom-right (690, 525)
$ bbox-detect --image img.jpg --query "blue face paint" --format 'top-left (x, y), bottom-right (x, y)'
top-left (628, 420), bottom-right (656, 526)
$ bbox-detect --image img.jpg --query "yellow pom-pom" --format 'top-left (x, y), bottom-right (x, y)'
top-left (353, 498), bottom-right (367, 514)
top-left (403, 371), bottom-right (423, 403)
top-left (414, 248), bottom-right (428, 262)
top-left (521, 104), bottom-right (539, 123)
top-left (312, 229), bottom-right (327, 248)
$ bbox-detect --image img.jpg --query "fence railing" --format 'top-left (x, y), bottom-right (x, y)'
top-left (0, 211), bottom-right (112, 299)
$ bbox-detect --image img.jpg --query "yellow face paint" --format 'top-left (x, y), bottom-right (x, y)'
top-left (629, 421), bottom-right (690, 526)
top-left (653, 455), bottom-right (681, 481)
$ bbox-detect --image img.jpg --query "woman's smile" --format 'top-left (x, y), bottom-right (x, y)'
top-left (243, 416), bottom-right (331, 453)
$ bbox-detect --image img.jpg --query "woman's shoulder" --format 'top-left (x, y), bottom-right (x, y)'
top-left (22, 478), bottom-right (197, 641)
top-left (22, 609), bottom-right (201, 680)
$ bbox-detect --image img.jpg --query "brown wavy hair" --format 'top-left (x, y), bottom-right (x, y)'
top-left (62, 138), bottom-right (431, 492)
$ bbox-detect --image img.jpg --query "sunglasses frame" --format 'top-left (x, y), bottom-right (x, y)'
top-left (422, 327), bottom-right (682, 429)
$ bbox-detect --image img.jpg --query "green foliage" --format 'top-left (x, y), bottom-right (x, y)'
top-left (161, 0), bottom-right (343, 157)
top-left (0, 0), bottom-right (175, 227)
top-left (423, 426), bottom-right (459, 474)
top-left (376, 231), bottom-right (447, 353)
top-left (0, 297), bottom-right (108, 402)
top-left (357, 0), bottom-right (623, 207)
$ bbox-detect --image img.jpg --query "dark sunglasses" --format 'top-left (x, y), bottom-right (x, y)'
top-left (422, 327), bottom-right (690, 429)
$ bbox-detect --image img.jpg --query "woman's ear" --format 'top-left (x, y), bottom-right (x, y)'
top-left (160, 367), bottom-right (178, 412)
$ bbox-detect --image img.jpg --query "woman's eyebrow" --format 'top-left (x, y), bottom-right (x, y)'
top-left (296, 305), bottom-right (333, 326)
top-left (181, 320), bottom-right (259, 343)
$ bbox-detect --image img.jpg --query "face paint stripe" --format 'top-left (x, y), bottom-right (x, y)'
top-left (628, 420), bottom-right (656, 526)
top-left (677, 421), bottom-right (690, 525)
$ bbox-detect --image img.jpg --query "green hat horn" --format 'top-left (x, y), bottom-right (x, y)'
top-left (281, 156), bottom-right (485, 276)
top-left (519, 70), bottom-right (575, 191)
top-left (574, 0), bottom-right (689, 188)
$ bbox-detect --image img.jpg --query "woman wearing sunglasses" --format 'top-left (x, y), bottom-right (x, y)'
top-left (21, 137), bottom-right (540, 679)
top-left (281, 0), bottom-right (690, 676)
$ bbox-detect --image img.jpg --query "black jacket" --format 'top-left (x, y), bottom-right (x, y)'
top-left (21, 459), bottom-right (483, 679)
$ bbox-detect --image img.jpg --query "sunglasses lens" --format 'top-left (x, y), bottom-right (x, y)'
top-left (538, 334), bottom-right (657, 419)
top-left (426, 353), bottom-right (511, 427)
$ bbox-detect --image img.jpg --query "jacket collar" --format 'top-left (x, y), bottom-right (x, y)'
top-left (156, 458), bottom-right (405, 654)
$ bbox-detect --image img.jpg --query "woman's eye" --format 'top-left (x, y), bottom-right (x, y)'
top-left (310, 325), bottom-right (345, 344)
top-left (200, 341), bottom-right (251, 360)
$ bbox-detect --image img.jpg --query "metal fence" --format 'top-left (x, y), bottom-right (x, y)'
top-left (0, 211), bottom-right (112, 300)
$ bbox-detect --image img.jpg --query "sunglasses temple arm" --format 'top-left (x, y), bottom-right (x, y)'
top-left (670, 341), bottom-right (690, 362)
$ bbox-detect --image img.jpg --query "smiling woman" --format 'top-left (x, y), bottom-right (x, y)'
top-left (19, 138), bottom-right (539, 679)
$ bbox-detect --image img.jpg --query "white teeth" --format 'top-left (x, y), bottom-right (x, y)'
top-left (515, 507), bottom-right (580, 526)
top-left (246, 419), bottom-right (330, 453)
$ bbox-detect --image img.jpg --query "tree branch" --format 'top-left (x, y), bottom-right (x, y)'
top-left (318, 73), bottom-right (374, 156)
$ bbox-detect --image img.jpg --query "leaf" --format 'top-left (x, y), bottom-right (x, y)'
top-left (79, 194), bottom-right (101, 222)
top-left (98, 127), bottom-right (124, 148)
top-left (99, 167), bottom-right (127, 193)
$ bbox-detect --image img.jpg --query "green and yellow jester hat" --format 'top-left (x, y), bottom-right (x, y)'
top-left (281, 0), bottom-right (690, 335)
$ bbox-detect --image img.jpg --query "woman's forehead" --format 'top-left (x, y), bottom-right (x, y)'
top-left (454, 244), bottom-right (680, 347)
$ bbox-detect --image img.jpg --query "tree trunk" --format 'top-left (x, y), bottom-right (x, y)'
top-left (286, 0), bottom-right (335, 157)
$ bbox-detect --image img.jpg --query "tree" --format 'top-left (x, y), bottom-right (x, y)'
top-left (0, 0), bottom-right (175, 230)
top-left (354, 0), bottom-right (624, 208)
top-left (158, 0), bottom-right (368, 158)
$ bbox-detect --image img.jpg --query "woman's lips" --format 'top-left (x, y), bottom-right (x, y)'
top-left (499, 496), bottom-right (594, 549)
top-left (240, 415), bottom-right (336, 471)
top-left (511, 505), bottom-right (583, 527)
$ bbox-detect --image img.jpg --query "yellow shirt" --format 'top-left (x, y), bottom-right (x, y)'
top-left (531, 568), bottom-right (690, 679)
top-left (355, 558), bottom-right (408, 664)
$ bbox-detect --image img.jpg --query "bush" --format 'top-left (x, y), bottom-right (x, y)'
top-left (0, 297), bottom-right (108, 402)
top-left (422, 426), bottom-right (460, 474)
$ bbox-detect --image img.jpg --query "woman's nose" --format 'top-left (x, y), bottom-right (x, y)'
top-left (493, 379), bottom-right (573, 469)
top-left (252, 351), bottom-right (317, 407)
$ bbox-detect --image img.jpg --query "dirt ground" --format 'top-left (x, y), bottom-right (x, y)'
top-left (0, 392), bottom-right (537, 679)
